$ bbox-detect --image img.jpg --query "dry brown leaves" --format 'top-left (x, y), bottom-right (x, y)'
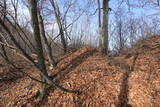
top-left (0, 36), bottom-right (160, 107)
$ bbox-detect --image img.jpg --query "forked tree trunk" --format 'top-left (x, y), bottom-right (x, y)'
top-left (28, 0), bottom-right (48, 99)
top-left (37, 8), bottom-right (57, 68)
top-left (0, 16), bottom-right (81, 96)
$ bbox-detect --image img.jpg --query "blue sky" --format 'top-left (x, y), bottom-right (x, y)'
top-left (15, 0), bottom-right (160, 30)
top-left (8, 0), bottom-right (160, 47)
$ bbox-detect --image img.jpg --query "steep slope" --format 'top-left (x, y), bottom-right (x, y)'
top-left (0, 36), bottom-right (160, 107)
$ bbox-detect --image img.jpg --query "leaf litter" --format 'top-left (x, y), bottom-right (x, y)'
top-left (0, 35), bottom-right (160, 107)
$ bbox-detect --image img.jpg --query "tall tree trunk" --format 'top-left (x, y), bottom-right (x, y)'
top-left (97, 0), bottom-right (102, 47)
top-left (100, 0), bottom-right (109, 54)
top-left (37, 8), bottom-right (57, 68)
top-left (2, 0), bottom-right (7, 20)
top-left (0, 0), bottom-right (10, 63)
top-left (0, 17), bottom-right (80, 95)
top-left (0, 37), bottom-right (10, 62)
top-left (97, 0), bottom-right (101, 29)
top-left (50, 0), bottom-right (67, 53)
top-left (11, 0), bottom-right (18, 23)
top-left (119, 21), bottom-right (123, 52)
top-left (28, 0), bottom-right (48, 99)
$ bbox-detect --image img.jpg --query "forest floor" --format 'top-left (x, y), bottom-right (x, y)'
top-left (0, 35), bottom-right (160, 107)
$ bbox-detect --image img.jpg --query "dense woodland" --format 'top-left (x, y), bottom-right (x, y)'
top-left (0, 0), bottom-right (160, 107)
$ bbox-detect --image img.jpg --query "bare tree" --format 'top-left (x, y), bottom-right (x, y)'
top-left (100, 0), bottom-right (109, 54)
top-left (0, 16), bottom-right (80, 100)
top-left (97, 0), bottom-right (102, 49)
top-left (97, 0), bottom-right (101, 29)
top-left (50, 0), bottom-right (67, 53)
top-left (114, 7), bottom-right (127, 53)
top-left (0, 0), bottom-right (7, 20)
top-left (0, 0), bottom-right (10, 64)
top-left (28, 0), bottom-right (50, 99)
top-left (128, 17), bottom-right (138, 46)
top-left (10, 0), bottom-right (19, 23)
top-left (37, 3), bottom-right (57, 68)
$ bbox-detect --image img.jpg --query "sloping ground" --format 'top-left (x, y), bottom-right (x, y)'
top-left (0, 35), bottom-right (160, 107)
top-left (0, 64), bottom-right (40, 107)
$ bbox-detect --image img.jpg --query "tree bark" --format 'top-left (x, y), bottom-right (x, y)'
top-left (28, 0), bottom-right (48, 99)
top-left (0, 17), bottom-right (80, 95)
top-left (37, 8), bottom-right (57, 68)
top-left (11, 0), bottom-right (19, 23)
top-left (0, 0), bottom-right (10, 64)
top-left (0, 36), bottom-right (10, 63)
top-left (50, 0), bottom-right (67, 53)
top-left (97, 0), bottom-right (102, 48)
top-left (97, 0), bottom-right (101, 29)
top-left (100, 0), bottom-right (109, 54)
top-left (0, 10), bottom-right (81, 96)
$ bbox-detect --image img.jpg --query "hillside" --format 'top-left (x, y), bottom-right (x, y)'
top-left (0, 35), bottom-right (160, 107)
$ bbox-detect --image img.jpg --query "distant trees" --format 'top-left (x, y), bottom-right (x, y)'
top-left (0, 0), bottom-right (7, 20)
top-left (1, 0), bottom-right (160, 100)
top-left (113, 7), bottom-right (128, 52)
top-left (97, 0), bottom-right (101, 33)
top-left (50, 0), bottom-right (67, 53)
top-left (141, 0), bottom-right (160, 6)
top-left (108, 0), bottom-right (160, 53)
top-left (10, 0), bottom-right (19, 23)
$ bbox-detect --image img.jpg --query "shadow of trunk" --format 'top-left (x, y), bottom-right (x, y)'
top-left (115, 53), bottom-right (139, 107)
top-left (117, 71), bottom-right (132, 107)
top-left (50, 49), bottom-right (97, 79)
top-left (24, 49), bottom-right (96, 106)
top-left (0, 69), bottom-right (24, 84)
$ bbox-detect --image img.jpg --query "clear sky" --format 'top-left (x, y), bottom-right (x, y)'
top-left (8, 0), bottom-right (160, 47)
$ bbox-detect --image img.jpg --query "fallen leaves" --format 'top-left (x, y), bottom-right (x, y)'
top-left (0, 36), bottom-right (160, 107)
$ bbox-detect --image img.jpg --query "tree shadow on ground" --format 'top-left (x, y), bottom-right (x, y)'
top-left (116, 71), bottom-right (132, 107)
top-left (51, 48), bottom-right (97, 80)
top-left (0, 68), bottom-right (24, 84)
top-left (116, 53), bottom-right (139, 107)
top-left (23, 48), bottom-right (97, 107)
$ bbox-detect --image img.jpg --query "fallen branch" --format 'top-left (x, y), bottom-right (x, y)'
top-left (0, 41), bottom-right (17, 50)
